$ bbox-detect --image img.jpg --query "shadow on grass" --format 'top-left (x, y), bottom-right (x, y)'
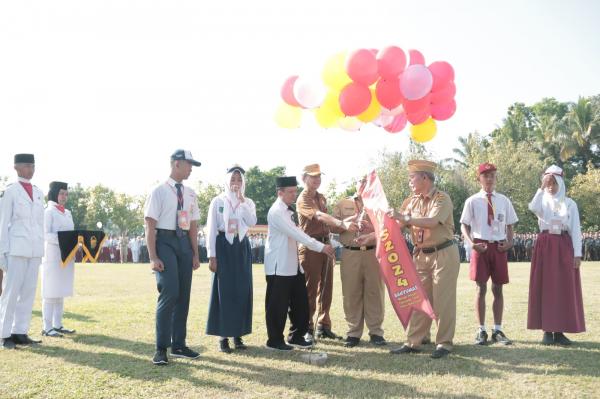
top-left (32, 310), bottom-right (98, 323)
top-left (30, 335), bottom-right (236, 392)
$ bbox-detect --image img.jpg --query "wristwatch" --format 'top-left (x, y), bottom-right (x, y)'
top-left (402, 214), bottom-right (411, 223)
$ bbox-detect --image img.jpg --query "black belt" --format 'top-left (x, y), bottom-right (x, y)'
top-left (156, 229), bottom-right (188, 237)
top-left (343, 245), bottom-right (376, 251)
top-left (418, 239), bottom-right (455, 254)
top-left (311, 236), bottom-right (329, 244)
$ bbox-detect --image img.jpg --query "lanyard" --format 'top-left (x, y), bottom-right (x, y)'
top-left (225, 197), bottom-right (241, 214)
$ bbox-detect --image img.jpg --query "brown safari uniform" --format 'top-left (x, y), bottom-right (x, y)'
top-left (296, 166), bottom-right (334, 332)
top-left (333, 197), bottom-right (385, 339)
top-left (401, 160), bottom-right (460, 351)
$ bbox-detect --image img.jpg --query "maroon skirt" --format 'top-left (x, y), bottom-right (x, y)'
top-left (527, 231), bottom-right (585, 333)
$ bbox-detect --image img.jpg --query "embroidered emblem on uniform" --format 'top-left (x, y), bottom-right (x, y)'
top-left (90, 236), bottom-right (97, 249)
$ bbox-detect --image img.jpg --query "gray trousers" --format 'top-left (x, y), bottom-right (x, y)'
top-left (155, 232), bottom-right (193, 350)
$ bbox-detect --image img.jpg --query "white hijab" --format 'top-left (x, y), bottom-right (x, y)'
top-left (220, 169), bottom-right (248, 244)
top-left (541, 165), bottom-right (568, 223)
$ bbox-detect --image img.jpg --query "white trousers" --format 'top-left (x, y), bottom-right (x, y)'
top-left (42, 298), bottom-right (64, 331)
top-left (0, 256), bottom-right (41, 338)
top-left (132, 249), bottom-right (140, 263)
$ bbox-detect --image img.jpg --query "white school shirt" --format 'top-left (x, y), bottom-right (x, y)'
top-left (528, 189), bottom-right (582, 257)
top-left (144, 178), bottom-right (201, 230)
top-left (460, 190), bottom-right (518, 241)
top-left (264, 197), bottom-right (325, 276)
top-left (206, 195), bottom-right (257, 257)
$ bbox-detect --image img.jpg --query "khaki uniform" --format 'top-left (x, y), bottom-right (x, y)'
top-left (333, 198), bottom-right (385, 338)
top-left (401, 188), bottom-right (460, 351)
top-left (296, 189), bottom-right (333, 330)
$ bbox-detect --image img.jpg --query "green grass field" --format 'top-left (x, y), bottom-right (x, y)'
top-left (1, 262), bottom-right (599, 399)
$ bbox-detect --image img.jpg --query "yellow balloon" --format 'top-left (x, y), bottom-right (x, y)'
top-left (315, 91), bottom-right (343, 128)
top-left (322, 52), bottom-right (352, 90)
top-left (410, 117), bottom-right (437, 142)
top-left (338, 116), bottom-right (362, 131)
top-left (274, 102), bottom-right (302, 129)
top-left (357, 90), bottom-right (381, 122)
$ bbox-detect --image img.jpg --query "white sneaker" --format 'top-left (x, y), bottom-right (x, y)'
top-left (41, 328), bottom-right (63, 338)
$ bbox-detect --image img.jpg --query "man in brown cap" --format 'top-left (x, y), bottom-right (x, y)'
top-left (388, 160), bottom-right (460, 359)
top-left (296, 164), bottom-right (358, 340)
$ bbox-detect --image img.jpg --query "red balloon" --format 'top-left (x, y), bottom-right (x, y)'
top-left (384, 113), bottom-right (407, 133)
top-left (406, 107), bottom-right (431, 125)
top-left (280, 75), bottom-right (300, 107)
top-left (339, 83), bottom-right (372, 116)
top-left (431, 99), bottom-right (456, 121)
top-left (428, 61), bottom-right (455, 91)
top-left (430, 81), bottom-right (456, 105)
top-left (403, 94), bottom-right (431, 114)
top-left (346, 49), bottom-right (379, 86)
top-left (376, 46), bottom-right (406, 79)
top-left (408, 49), bottom-right (425, 65)
top-left (375, 78), bottom-right (404, 109)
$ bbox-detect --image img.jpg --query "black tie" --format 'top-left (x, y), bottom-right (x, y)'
top-left (288, 205), bottom-right (298, 226)
top-left (175, 183), bottom-right (184, 237)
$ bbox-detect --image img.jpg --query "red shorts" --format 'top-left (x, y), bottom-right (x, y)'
top-left (469, 239), bottom-right (509, 285)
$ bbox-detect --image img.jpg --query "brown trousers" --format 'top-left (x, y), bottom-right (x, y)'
top-left (406, 244), bottom-right (460, 351)
top-left (340, 248), bottom-right (385, 338)
top-left (299, 246), bottom-right (333, 330)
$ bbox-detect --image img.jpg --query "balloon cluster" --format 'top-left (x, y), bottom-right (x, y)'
top-left (275, 46), bottom-right (456, 143)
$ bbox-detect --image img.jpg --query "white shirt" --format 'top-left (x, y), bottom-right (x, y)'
top-left (460, 190), bottom-right (518, 241)
top-left (528, 189), bottom-right (582, 257)
top-left (144, 178), bottom-right (201, 230)
top-left (206, 195), bottom-right (257, 257)
top-left (0, 178), bottom-right (45, 258)
top-left (264, 197), bottom-right (325, 276)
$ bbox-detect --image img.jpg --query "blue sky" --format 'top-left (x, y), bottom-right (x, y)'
top-left (1, 0), bottom-right (599, 194)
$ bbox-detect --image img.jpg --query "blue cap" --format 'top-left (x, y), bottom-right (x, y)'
top-left (171, 149), bottom-right (201, 167)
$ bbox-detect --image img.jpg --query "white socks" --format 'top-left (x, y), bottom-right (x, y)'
top-left (42, 298), bottom-right (64, 331)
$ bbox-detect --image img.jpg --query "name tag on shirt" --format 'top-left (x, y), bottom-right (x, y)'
top-left (227, 217), bottom-right (239, 235)
top-left (178, 210), bottom-right (190, 230)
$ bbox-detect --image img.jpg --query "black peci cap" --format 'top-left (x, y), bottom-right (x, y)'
top-left (14, 153), bottom-right (35, 164)
top-left (276, 176), bottom-right (297, 188)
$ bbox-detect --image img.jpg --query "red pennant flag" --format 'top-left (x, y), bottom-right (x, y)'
top-left (359, 170), bottom-right (436, 329)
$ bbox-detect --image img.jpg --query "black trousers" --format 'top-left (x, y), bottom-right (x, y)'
top-left (265, 273), bottom-right (309, 346)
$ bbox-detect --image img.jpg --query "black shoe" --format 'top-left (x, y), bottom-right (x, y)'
top-left (287, 336), bottom-right (313, 349)
top-left (152, 349), bottom-right (168, 365)
top-left (491, 330), bottom-right (512, 345)
top-left (474, 330), bottom-right (488, 345)
top-left (41, 328), bottom-right (64, 338)
top-left (171, 346), bottom-right (200, 359)
top-left (369, 334), bottom-right (387, 346)
top-left (431, 347), bottom-right (451, 359)
top-left (11, 334), bottom-right (41, 345)
top-left (265, 342), bottom-right (294, 351)
top-left (390, 344), bottom-right (420, 355)
top-left (234, 337), bottom-right (247, 350)
top-left (344, 336), bottom-right (360, 348)
top-left (316, 328), bottom-right (341, 340)
top-left (553, 332), bottom-right (572, 346)
top-left (2, 337), bottom-right (16, 350)
top-left (55, 326), bottom-right (76, 334)
top-left (219, 339), bottom-right (232, 354)
top-left (541, 332), bottom-right (554, 345)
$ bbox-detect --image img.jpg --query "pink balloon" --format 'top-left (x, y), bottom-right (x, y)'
top-left (402, 94), bottom-right (431, 114)
top-left (408, 49), bottom-right (425, 65)
top-left (431, 99), bottom-right (456, 121)
top-left (428, 61), bottom-right (455, 91)
top-left (339, 83), bottom-right (372, 116)
top-left (430, 81), bottom-right (456, 105)
top-left (406, 107), bottom-right (431, 125)
top-left (399, 64), bottom-right (433, 100)
top-left (375, 77), bottom-right (404, 109)
top-left (384, 113), bottom-right (408, 133)
top-left (280, 75), bottom-right (300, 107)
top-left (346, 49), bottom-right (379, 86)
top-left (376, 46), bottom-right (406, 79)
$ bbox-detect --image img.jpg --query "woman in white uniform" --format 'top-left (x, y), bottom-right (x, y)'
top-left (41, 181), bottom-right (76, 337)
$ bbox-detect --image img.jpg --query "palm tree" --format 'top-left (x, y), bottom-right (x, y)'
top-left (566, 97), bottom-right (600, 172)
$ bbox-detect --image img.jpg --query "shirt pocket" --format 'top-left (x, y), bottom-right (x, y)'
top-left (15, 200), bottom-right (31, 219)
